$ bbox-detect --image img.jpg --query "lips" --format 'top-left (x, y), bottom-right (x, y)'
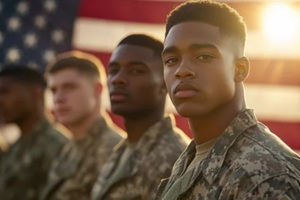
top-left (110, 89), bottom-right (129, 101)
top-left (55, 107), bottom-right (70, 116)
top-left (54, 106), bottom-right (70, 116)
top-left (173, 83), bottom-right (199, 98)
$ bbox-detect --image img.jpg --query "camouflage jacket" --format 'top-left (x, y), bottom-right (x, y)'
top-left (156, 109), bottom-right (300, 200)
top-left (41, 117), bottom-right (123, 200)
top-left (91, 116), bottom-right (190, 200)
top-left (0, 117), bottom-right (67, 200)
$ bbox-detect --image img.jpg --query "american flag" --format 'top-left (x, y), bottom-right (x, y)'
top-left (0, 0), bottom-right (299, 151)
top-left (0, 0), bottom-right (80, 71)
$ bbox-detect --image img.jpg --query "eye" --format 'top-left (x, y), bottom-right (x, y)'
top-left (108, 67), bottom-right (119, 75)
top-left (130, 69), bottom-right (145, 74)
top-left (196, 54), bottom-right (214, 61)
top-left (164, 57), bottom-right (178, 66)
top-left (63, 84), bottom-right (78, 92)
top-left (50, 87), bottom-right (57, 94)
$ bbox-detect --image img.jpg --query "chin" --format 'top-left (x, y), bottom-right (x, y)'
top-left (177, 110), bottom-right (199, 118)
top-left (57, 117), bottom-right (71, 125)
top-left (176, 104), bottom-right (208, 118)
top-left (111, 108), bottom-right (127, 117)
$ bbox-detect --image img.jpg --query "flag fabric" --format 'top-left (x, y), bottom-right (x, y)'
top-left (0, 0), bottom-right (80, 71)
top-left (0, 0), bottom-right (299, 150)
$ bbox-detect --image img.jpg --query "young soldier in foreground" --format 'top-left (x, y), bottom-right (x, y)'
top-left (41, 51), bottom-right (123, 200)
top-left (157, 0), bottom-right (300, 199)
top-left (91, 34), bottom-right (190, 200)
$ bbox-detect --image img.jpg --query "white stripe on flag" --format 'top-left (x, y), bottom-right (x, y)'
top-left (73, 17), bottom-right (300, 58)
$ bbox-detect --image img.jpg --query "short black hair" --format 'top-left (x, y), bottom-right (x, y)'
top-left (165, 0), bottom-right (247, 47)
top-left (46, 51), bottom-right (106, 85)
top-left (0, 65), bottom-right (46, 89)
top-left (118, 34), bottom-right (163, 58)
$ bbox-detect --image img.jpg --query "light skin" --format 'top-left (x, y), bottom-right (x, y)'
top-left (107, 44), bottom-right (166, 142)
top-left (162, 22), bottom-right (249, 145)
top-left (47, 68), bottom-right (102, 140)
top-left (0, 77), bottom-right (44, 134)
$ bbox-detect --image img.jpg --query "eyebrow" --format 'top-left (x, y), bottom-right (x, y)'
top-left (108, 61), bottom-right (148, 68)
top-left (189, 43), bottom-right (218, 51)
top-left (162, 46), bottom-right (178, 56)
top-left (162, 43), bottom-right (218, 56)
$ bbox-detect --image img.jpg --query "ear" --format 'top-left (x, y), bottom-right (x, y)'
top-left (94, 81), bottom-right (103, 96)
top-left (234, 56), bottom-right (250, 82)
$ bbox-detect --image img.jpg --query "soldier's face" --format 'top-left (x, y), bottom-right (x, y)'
top-left (0, 77), bottom-right (33, 125)
top-left (47, 68), bottom-right (99, 126)
top-left (162, 22), bottom-right (237, 118)
top-left (107, 44), bottom-right (165, 118)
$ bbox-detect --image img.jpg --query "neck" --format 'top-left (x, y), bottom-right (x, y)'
top-left (189, 85), bottom-right (246, 145)
top-left (67, 111), bottom-right (101, 140)
top-left (124, 109), bottom-right (164, 143)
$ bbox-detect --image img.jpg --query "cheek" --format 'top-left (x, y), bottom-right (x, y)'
top-left (212, 69), bottom-right (235, 98)
top-left (77, 89), bottom-right (97, 108)
top-left (164, 68), bottom-right (174, 91)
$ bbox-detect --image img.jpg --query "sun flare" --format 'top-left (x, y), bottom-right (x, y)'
top-left (263, 3), bottom-right (299, 43)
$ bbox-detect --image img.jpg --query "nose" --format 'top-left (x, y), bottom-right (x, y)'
top-left (53, 89), bottom-right (65, 105)
top-left (175, 57), bottom-right (195, 79)
top-left (109, 70), bottom-right (128, 86)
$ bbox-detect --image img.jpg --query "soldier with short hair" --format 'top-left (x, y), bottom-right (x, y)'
top-left (0, 66), bottom-right (68, 200)
top-left (157, 0), bottom-right (300, 199)
top-left (41, 51), bottom-right (123, 200)
top-left (91, 34), bottom-right (190, 200)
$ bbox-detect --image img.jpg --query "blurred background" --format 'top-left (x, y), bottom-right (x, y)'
top-left (0, 0), bottom-right (299, 152)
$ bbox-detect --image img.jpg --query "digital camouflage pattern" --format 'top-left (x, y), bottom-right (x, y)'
top-left (0, 117), bottom-right (67, 200)
top-left (41, 117), bottom-right (123, 200)
top-left (91, 116), bottom-right (190, 200)
top-left (156, 109), bottom-right (300, 200)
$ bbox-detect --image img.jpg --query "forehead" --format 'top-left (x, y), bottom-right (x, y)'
top-left (164, 22), bottom-right (223, 50)
top-left (164, 21), bottom-right (241, 55)
top-left (109, 44), bottom-right (155, 65)
top-left (0, 76), bottom-right (20, 88)
top-left (0, 76), bottom-right (29, 98)
top-left (47, 68), bottom-right (87, 85)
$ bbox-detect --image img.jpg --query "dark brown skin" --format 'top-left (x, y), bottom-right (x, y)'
top-left (0, 76), bottom-right (45, 134)
top-left (163, 22), bottom-right (249, 145)
top-left (107, 44), bottom-right (167, 142)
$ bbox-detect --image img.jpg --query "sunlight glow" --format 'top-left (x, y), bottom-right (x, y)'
top-left (263, 3), bottom-right (299, 43)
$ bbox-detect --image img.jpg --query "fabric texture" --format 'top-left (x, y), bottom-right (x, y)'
top-left (91, 116), bottom-right (190, 200)
top-left (0, 117), bottom-right (68, 200)
top-left (156, 109), bottom-right (300, 200)
top-left (41, 117), bottom-right (123, 200)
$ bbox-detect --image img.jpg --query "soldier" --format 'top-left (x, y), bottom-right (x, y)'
top-left (156, 0), bottom-right (300, 199)
top-left (0, 66), bottom-right (67, 200)
top-left (91, 34), bottom-right (190, 200)
top-left (41, 51), bottom-right (124, 200)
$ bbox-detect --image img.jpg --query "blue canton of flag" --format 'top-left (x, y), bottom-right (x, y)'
top-left (0, 0), bottom-right (80, 72)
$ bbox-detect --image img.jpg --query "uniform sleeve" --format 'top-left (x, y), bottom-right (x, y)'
top-left (242, 175), bottom-right (300, 200)
top-left (276, 187), bottom-right (300, 200)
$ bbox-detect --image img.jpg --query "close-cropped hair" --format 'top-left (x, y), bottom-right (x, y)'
top-left (118, 34), bottom-right (163, 58)
top-left (165, 0), bottom-right (247, 47)
top-left (46, 51), bottom-right (106, 85)
top-left (0, 65), bottom-right (46, 89)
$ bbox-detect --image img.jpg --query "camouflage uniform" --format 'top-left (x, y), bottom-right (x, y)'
top-left (42, 117), bottom-right (123, 200)
top-left (156, 109), bottom-right (300, 200)
top-left (91, 116), bottom-right (190, 200)
top-left (0, 117), bottom-right (67, 200)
